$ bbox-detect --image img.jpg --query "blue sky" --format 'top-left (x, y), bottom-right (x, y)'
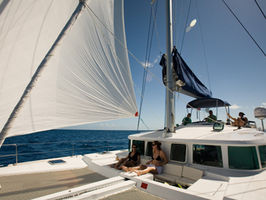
top-left (77, 0), bottom-right (266, 130)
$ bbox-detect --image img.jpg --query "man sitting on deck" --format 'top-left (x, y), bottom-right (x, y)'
top-left (182, 113), bottom-right (192, 125)
top-left (227, 112), bottom-right (248, 128)
top-left (204, 110), bottom-right (217, 123)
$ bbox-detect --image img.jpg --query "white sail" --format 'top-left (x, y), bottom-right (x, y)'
top-left (0, 0), bottom-right (137, 138)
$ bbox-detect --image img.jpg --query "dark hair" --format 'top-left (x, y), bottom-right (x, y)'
top-left (153, 141), bottom-right (161, 150)
top-left (239, 112), bottom-right (245, 116)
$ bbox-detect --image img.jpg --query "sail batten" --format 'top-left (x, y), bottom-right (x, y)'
top-left (0, 0), bottom-right (137, 141)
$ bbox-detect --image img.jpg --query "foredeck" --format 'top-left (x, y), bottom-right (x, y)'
top-left (0, 167), bottom-right (106, 200)
top-left (0, 154), bottom-right (162, 200)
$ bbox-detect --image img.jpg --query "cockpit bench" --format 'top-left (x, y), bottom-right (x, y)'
top-left (155, 164), bottom-right (203, 187)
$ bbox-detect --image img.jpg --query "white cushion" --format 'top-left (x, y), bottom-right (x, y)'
top-left (163, 164), bottom-right (183, 177)
top-left (182, 166), bottom-right (203, 181)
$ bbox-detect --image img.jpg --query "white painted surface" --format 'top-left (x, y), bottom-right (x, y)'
top-left (0, 155), bottom-right (87, 176)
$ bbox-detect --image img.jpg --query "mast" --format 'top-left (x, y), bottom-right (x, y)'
top-left (0, 0), bottom-right (86, 147)
top-left (165, 0), bottom-right (175, 134)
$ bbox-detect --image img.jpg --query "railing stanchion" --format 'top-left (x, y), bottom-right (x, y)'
top-left (15, 144), bottom-right (18, 165)
top-left (72, 144), bottom-right (75, 157)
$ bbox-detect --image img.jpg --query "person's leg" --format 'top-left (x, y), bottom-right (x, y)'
top-left (115, 158), bottom-right (127, 169)
top-left (135, 166), bottom-right (157, 176)
top-left (125, 164), bottom-right (147, 172)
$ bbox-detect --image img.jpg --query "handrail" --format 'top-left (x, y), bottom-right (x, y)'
top-left (0, 139), bottom-right (128, 166)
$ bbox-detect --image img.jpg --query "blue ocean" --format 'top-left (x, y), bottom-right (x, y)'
top-left (0, 129), bottom-right (142, 166)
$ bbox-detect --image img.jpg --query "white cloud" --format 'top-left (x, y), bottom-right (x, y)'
top-left (230, 104), bottom-right (241, 110)
top-left (262, 102), bottom-right (266, 108)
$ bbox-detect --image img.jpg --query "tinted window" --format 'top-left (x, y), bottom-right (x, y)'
top-left (228, 146), bottom-right (259, 169)
top-left (146, 142), bottom-right (153, 157)
top-left (170, 144), bottom-right (186, 162)
top-left (132, 140), bottom-right (145, 155)
top-left (193, 144), bottom-right (223, 167)
top-left (259, 145), bottom-right (266, 168)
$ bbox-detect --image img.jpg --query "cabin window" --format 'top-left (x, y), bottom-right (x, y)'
top-left (170, 144), bottom-right (186, 162)
top-left (132, 140), bottom-right (144, 155)
top-left (193, 144), bottom-right (223, 167)
top-left (259, 145), bottom-right (266, 168)
top-left (146, 142), bottom-right (153, 157)
top-left (228, 146), bottom-right (259, 170)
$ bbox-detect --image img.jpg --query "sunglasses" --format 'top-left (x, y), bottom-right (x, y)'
top-left (152, 143), bottom-right (156, 146)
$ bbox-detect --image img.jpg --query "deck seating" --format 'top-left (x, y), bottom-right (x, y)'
top-left (139, 156), bottom-right (203, 186)
top-left (155, 163), bottom-right (203, 187)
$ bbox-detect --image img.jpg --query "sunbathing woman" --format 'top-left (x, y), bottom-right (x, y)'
top-left (123, 141), bottom-right (168, 176)
top-left (115, 144), bottom-right (140, 170)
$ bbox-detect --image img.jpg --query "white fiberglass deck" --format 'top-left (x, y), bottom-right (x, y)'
top-left (129, 123), bottom-right (266, 145)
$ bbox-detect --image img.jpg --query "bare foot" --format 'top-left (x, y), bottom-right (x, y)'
top-left (121, 166), bottom-right (129, 172)
top-left (134, 170), bottom-right (142, 176)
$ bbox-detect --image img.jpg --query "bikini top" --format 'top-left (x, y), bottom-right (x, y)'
top-left (128, 152), bottom-right (139, 162)
top-left (152, 152), bottom-right (162, 161)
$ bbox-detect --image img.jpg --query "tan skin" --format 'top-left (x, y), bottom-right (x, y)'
top-left (227, 113), bottom-right (248, 127)
top-left (115, 145), bottom-right (140, 170)
top-left (124, 142), bottom-right (168, 176)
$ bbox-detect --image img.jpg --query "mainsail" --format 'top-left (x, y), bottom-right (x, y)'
top-left (160, 47), bottom-right (212, 99)
top-left (0, 0), bottom-right (137, 140)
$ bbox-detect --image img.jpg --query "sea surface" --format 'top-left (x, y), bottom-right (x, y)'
top-left (0, 129), bottom-right (143, 166)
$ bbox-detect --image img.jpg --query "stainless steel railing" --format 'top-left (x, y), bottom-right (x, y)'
top-left (0, 138), bottom-right (128, 165)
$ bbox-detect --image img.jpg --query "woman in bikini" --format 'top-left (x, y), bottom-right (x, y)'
top-left (124, 141), bottom-right (168, 176)
top-left (115, 144), bottom-right (140, 170)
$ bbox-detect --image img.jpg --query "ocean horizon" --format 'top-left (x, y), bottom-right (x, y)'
top-left (0, 129), bottom-right (146, 166)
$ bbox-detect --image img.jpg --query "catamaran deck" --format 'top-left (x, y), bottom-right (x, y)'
top-left (0, 155), bottom-right (162, 200)
top-left (0, 156), bottom-right (104, 200)
top-left (0, 167), bottom-right (106, 200)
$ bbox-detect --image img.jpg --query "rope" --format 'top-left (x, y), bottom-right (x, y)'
top-left (137, 1), bottom-right (159, 130)
top-left (254, 0), bottom-right (266, 19)
top-left (151, 0), bottom-right (161, 54)
top-left (195, 0), bottom-right (212, 92)
top-left (179, 0), bottom-right (192, 54)
top-left (222, 0), bottom-right (266, 56)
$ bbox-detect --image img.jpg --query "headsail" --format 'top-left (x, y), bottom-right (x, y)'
top-left (160, 47), bottom-right (212, 98)
top-left (0, 0), bottom-right (137, 139)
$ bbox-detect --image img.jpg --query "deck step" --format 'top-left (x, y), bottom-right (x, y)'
top-left (33, 176), bottom-right (135, 200)
top-left (82, 155), bottom-right (120, 178)
top-left (70, 180), bottom-right (135, 200)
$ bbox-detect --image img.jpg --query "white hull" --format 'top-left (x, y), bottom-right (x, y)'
top-left (1, 146), bottom-right (266, 200)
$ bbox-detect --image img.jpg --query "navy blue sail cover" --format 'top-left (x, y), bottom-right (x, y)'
top-left (187, 98), bottom-right (230, 108)
top-left (160, 47), bottom-right (212, 98)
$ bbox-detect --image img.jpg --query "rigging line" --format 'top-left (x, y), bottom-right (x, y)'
top-left (254, 0), bottom-right (266, 19)
top-left (179, 0), bottom-right (192, 55)
top-left (173, 0), bottom-right (177, 45)
top-left (222, 0), bottom-right (266, 56)
top-left (137, 68), bottom-right (148, 130)
top-left (151, 0), bottom-right (161, 54)
top-left (137, 2), bottom-right (157, 130)
top-left (141, 117), bottom-right (150, 130)
top-left (84, 3), bottom-right (145, 68)
top-left (195, 0), bottom-right (212, 92)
